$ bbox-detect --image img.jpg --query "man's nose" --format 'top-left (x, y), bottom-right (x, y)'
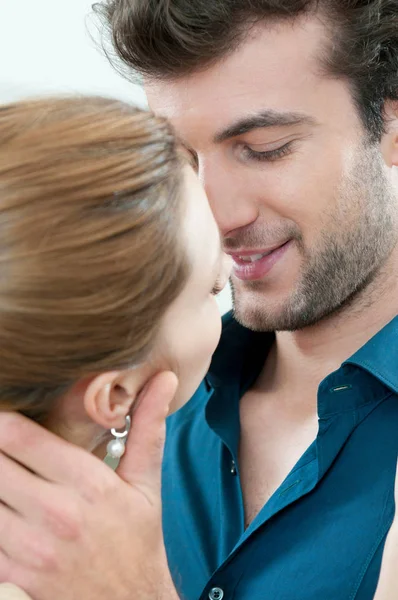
top-left (200, 158), bottom-right (259, 237)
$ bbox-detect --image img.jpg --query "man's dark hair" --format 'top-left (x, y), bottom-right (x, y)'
top-left (94, 0), bottom-right (398, 141)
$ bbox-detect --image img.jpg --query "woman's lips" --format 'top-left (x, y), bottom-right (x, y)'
top-left (230, 240), bottom-right (292, 281)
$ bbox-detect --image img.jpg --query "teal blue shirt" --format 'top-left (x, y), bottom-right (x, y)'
top-left (162, 313), bottom-right (398, 600)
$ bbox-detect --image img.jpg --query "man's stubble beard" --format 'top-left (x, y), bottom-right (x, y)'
top-left (231, 144), bottom-right (398, 333)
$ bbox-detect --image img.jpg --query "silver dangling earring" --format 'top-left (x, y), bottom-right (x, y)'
top-left (106, 415), bottom-right (131, 459)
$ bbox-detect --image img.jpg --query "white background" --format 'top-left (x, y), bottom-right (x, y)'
top-left (0, 0), bottom-right (232, 314)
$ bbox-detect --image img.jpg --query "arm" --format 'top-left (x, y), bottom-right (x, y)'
top-left (0, 372), bottom-right (180, 600)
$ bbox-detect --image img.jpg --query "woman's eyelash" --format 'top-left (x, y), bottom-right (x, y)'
top-left (242, 141), bottom-right (294, 162)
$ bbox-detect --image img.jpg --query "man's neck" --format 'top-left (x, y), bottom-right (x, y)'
top-left (257, 248), bottom-right (398, 402)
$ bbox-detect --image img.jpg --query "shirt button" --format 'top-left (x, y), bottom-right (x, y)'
top-left (230, 460), bottom-right (237, 475)
top-left (208, 587), bottom-right (224, 600)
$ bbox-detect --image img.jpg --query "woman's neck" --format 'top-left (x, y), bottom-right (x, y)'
top-left (43, 396), bottom-right (109, 457)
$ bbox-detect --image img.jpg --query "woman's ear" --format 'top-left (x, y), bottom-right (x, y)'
top-left (83, 369), bottom-right (144, 431)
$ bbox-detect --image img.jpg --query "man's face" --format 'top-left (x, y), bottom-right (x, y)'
top-left (146, 16), bottom-right (398, 332)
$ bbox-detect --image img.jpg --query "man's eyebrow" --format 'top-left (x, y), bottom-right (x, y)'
top-left (213, 110), bottom-right (316, 144)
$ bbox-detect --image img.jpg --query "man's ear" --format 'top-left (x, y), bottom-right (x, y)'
top-left (83, 369), bottom-right (145, 431)
top-left (380, 101), bottom-right (398, 168)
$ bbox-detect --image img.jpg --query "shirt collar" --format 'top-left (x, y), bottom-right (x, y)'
top-left (205, 314), bottom-right (273, 456)
top-left (206, 313), bottom-right (398, 418)
top-left (206, 313), bottom-right (273, 392)
top-left (344, 314), bottom-right (398, 394)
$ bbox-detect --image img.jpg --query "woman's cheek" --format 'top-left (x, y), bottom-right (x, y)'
top-left (209, 297), bottom-right (223, 348)
top-left (169, 305), bottom-right (222, 413)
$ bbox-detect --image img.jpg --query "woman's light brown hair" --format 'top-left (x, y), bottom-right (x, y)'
top-left (0, 96), bottom-right (188, 421)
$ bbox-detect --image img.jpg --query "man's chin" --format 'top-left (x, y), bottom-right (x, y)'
top-left (232, 292), bottom-right (319, 333)
top-left (231, 284), bottom-right (288, 332)
top-left (232, 302), bottom-right (277, 333)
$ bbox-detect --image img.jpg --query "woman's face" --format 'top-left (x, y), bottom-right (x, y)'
top-left (44, 167), bottom-right (226, 450)
top-left (156, 167), bottom-right (230, 411)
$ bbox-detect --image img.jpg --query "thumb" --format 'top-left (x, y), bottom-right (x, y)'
top-left (117, 370), bottom-right (178, 496)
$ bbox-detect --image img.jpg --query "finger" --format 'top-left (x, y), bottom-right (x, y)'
top-left (0, 583), bottom-right (33, 600)
top-left (0, 452), bottom-right (54, 519)
top-left (0, 551), bottom-right (36, 600)
top-left (117, 370), bottom-right (178, 495)
top-left (0, 502), bottom-right (48, 570)
top-left (0, 547), bottom-right (11, 582)
top-left (0, 412), bottom-right (101, 487)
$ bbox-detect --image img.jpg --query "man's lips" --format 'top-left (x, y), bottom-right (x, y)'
top-left (228, 240), bottom-right (292, 281)
top-left (228, 240), bottom-right (290, 263)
